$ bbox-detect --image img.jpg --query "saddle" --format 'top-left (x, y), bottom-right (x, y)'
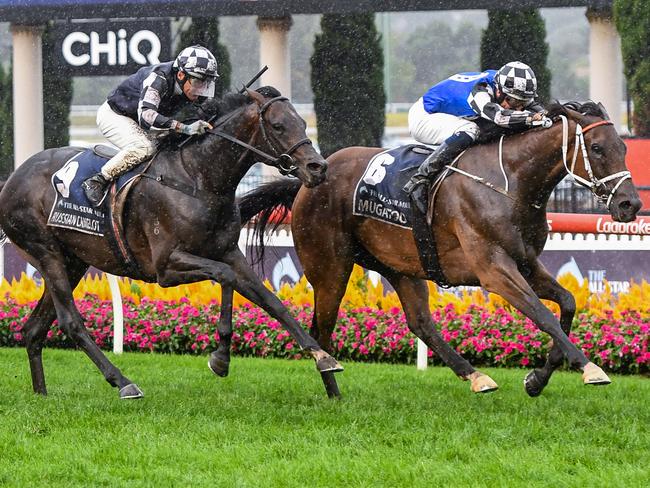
top-left (48, 145), bottom-right (152, 276)
top-left (352, 144), bottom-right (451, 287)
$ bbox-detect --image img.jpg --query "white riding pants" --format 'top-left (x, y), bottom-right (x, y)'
top-left (408, 97), bottom-right (479, 145)
top-left (96, 101), bottom-right (158, 180)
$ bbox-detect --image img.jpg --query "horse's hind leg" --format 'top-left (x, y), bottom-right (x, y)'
top-left (24, 261), bottom-right (86, 395)
top-left (33, 251), bottom-right (143, 399)
top-left (523, 262), bottom-right (577, 397)
top-left (387, 274), bottom-right (498, 393)
top-left (208, 284), bottom-right (233, 377)
top-left (24, 289), bottom-right (58, 395)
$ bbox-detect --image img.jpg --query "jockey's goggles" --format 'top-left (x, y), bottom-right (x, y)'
top-left (186, 74), bottom-right (216, 98)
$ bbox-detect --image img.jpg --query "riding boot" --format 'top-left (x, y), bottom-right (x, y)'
top-left (82, 173), bottom-right (110, 207)
top-left (82, 147), bottom-right (149, 207)
top-left (404, 132), bottom-right (474, 214)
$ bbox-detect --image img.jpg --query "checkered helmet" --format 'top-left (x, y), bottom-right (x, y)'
top-left (173, 45), bottom-right (218, 80)
top-left (496, 61), bottom-right (537, 101)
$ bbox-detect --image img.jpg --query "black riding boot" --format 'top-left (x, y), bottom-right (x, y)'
top-left (82, 173), bottom-right (110, 207)
top-left (403, 133), bottom-right (474, 214)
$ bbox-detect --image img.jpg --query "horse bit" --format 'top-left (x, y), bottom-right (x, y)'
top-left (207, 96), bottom-right (312, 176)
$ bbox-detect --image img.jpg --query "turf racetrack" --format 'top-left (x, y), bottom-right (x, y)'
top-left (0, 348), bottom-right (648, 487)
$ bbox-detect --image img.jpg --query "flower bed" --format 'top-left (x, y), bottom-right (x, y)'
top-left (0, 268), bottom-right (648, 374)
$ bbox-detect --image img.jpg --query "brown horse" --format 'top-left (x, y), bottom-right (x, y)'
top-left (228, 101), bottom-right (641, 398)
top-left (0, 87), bottom-right (344, 399)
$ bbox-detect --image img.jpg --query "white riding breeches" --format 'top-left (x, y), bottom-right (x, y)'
top-left (408, 97), bottom-right (479, 145)
top-left (96, 101), bottom-right (158, 180)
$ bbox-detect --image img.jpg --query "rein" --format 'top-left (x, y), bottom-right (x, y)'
top-left (207, 95), bottom-right (312, 176)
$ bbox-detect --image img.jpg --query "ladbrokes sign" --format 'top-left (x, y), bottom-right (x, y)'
top-left (52, 20), bottom-right (171, 76)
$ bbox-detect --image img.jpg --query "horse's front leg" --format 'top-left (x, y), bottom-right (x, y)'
top-left (457, 237), bottom-right (608, 390)
top-left (157, 249), bottom-right (343, 382)
top-left (220, 249), bottom-right (343, 375)
top-left (208, 285), bottom-right (234, 377)
top-left (523, 260), bottom-right (578, 396)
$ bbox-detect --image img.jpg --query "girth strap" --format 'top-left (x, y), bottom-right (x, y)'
top-left (410, 203), bottom-right (451, 288)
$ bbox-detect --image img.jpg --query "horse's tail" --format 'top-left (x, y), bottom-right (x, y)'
top-left (237, 178), bottom-right (302, 265)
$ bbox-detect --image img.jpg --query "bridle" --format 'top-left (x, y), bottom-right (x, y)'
top-left (207, 96), bottom-right (312, 176)
top-left (558, 115), bottom-right (631, 209)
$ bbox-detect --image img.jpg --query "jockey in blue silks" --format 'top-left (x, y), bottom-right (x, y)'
top-left (404, 61), bottom-right (551, 214)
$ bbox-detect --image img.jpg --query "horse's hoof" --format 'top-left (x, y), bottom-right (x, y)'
top-left (119, 383), bottom-right (144, 400)
top-left (523, 369), bottom-right (546, 397)
top-left (315, 354), bottom-right (344, 373)
top-left (582, 362), bottom-right (611, 386)
top-left (208, 356), bottom-right (229, 378)
top-left (467, 371), bottom-right (498, 393)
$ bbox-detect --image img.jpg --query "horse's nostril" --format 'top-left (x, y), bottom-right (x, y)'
top-left (620, 200), bottom-right (632, 211)
top-left (308, 161), bottom-right (326, 173)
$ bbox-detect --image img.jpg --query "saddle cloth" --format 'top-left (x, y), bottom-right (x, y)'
top-left (352, 144), bottom-right (432, 229)
top-left (47, 145), bottom-right (144, 236)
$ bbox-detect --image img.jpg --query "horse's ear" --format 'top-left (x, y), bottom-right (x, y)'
top-left (246, 88), bottom-right (265, 107)
top-left (597, 102), bottom-right (611, 121)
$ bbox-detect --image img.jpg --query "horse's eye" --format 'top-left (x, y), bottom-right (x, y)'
top-left (272, 123), bottom-right (284, 132)
top-left (591, 143), bottom-right (603, 155)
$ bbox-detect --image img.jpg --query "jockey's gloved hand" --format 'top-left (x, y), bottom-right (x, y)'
top-left (528, 112), bottom-right (552, 129)
top-left (177, 120), bottom-right (213, 136)
top-left (531, 117), bottom-right (553, 129)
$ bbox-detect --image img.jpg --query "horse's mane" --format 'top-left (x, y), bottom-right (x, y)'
top-left (161, 86), bottom-right (283, 149)
top-left (203, 85), bottom-right (283, 119)
top-left (546, 100), bottom-right (608, 119)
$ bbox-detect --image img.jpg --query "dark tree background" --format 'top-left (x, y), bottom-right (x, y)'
top-left (310, 13), bottom-right (385, 157)
top-left (179, 17), bottom-right (232, 97)
top-left (42, 22), bottom-right (73, 149)
top-left (480, 9), bottom-right (552, 103)
top-left (614, 1), bottom-right (650, 136)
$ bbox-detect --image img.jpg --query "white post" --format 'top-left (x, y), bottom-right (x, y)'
top-left (257, 15), bottom-right (293, 98)
top-left (416, 338), bottom-right (428, 370)
top-left (11, 24), bottom-right (44, 169)
top-left (587, 7), bottom-right (623, 132)
top-left (256, 15), bottom-right (293, 178)
top-left (106, 274), bottom-right (124, 354)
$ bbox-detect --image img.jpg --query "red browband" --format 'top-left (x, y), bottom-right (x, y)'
top-left (581, 120), bottom-right (613, 134)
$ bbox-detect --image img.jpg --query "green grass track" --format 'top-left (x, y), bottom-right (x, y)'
top-left (0, 348), bottom-right (648, 487)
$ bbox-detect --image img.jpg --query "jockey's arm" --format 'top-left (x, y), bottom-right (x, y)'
top-left (137, 72), bottom-right (183, 133)
top-left (468, 83), bottom-right (535, 129)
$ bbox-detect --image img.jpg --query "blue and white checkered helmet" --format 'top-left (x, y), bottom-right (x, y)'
top-left (496, 61), bottom-right (537, 101)
top-left (173, 45), bottom-right (218, 80)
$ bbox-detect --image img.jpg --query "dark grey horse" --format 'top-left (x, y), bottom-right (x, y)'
top-left (0, 87), bottom-right (342, 399)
